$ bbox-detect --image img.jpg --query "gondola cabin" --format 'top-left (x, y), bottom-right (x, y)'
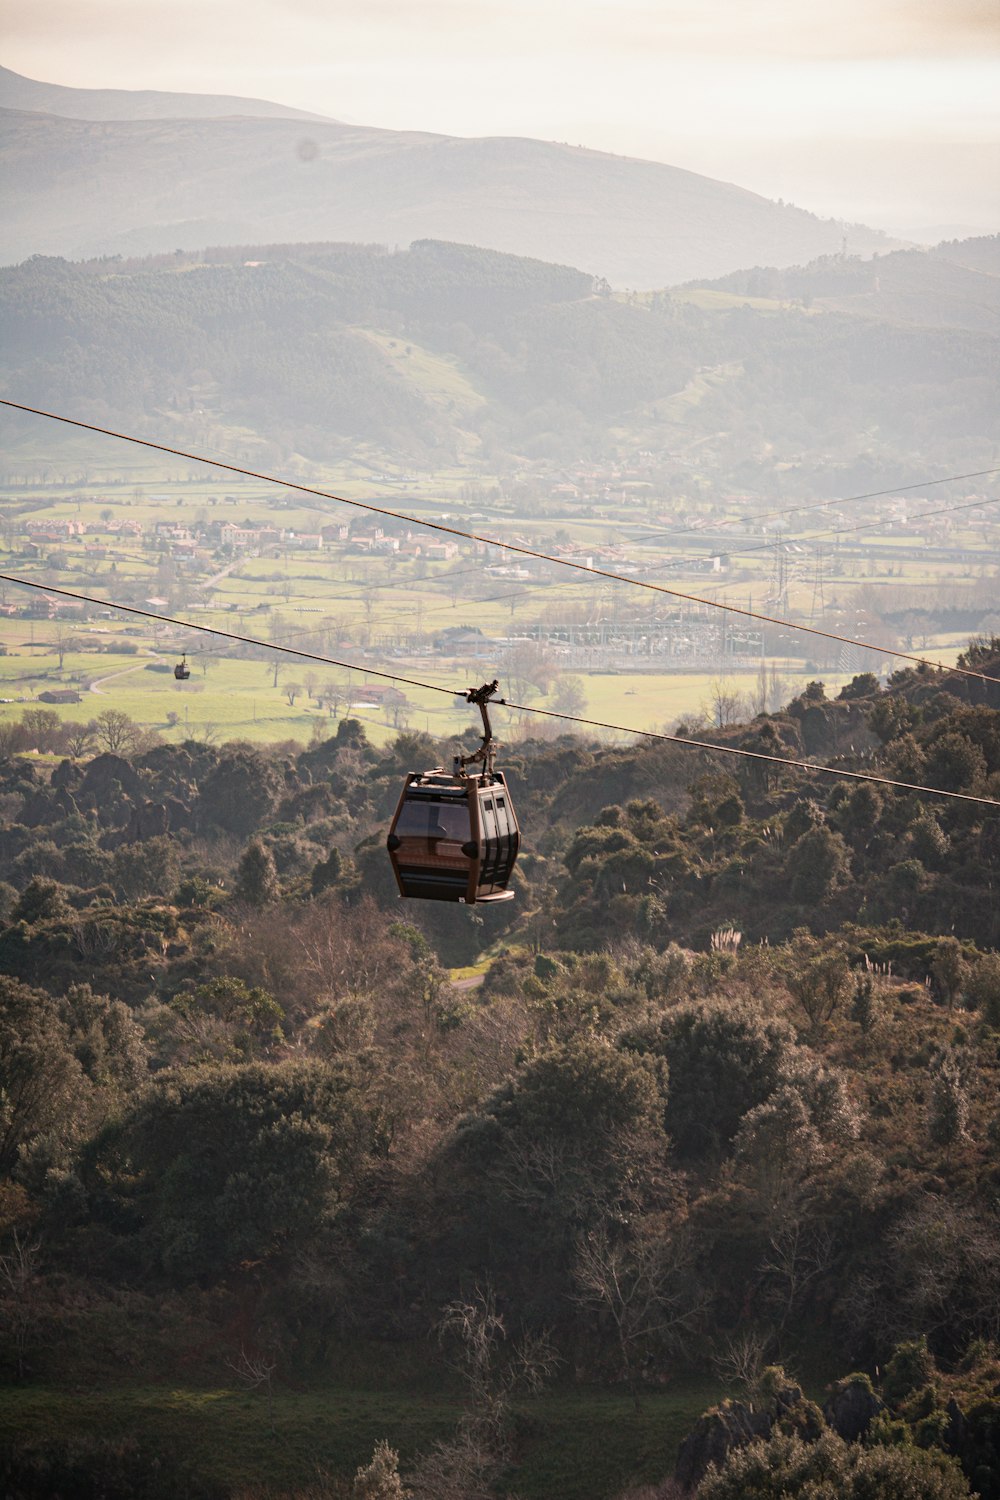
top-left (174, 656), bottom-right (191, 681)
top-left (386, 768), bottom-right (520, 904)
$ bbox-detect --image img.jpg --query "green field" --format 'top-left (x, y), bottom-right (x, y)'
top-left (0, 462), bottom-right (982, 751)
top-left (0, 1377), bottom-right (721, 1499)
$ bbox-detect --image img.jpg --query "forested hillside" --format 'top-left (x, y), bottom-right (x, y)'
top-left (1, 239), bottom-right (996, 475)
top-left (2, 647), bottom-right (1000, 1496)
top-left (690, 235), bottom-right (1000, 335)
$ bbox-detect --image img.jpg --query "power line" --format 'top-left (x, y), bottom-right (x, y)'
top-left (2, 399), bottom-right (997, 688)
top-left (500, 698), bottom-right (1000, 810)
top-left (631, 486), bottom-right (1000, 577)
top-left (696, 466), bottom-right (1000, 532)
top-left (1, 566), bottom-right (998, 812)
top-left (0, 572), bottom-right (456, 698)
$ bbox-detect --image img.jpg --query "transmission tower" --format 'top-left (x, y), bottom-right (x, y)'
top-left (809, 546), bottom-right (828, 622)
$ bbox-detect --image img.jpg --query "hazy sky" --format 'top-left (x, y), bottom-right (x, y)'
top-left (5, 0), bottom-right (999, 232)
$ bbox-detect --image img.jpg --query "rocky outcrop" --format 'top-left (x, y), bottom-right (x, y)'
top-left (674, 1400), bottom-right (772, 1491)
top-left (823, 1376), bottom-right (884, 1441)
top-left (78, 753), bottom-right (143, 802)
top-left (126, 800), bottom-right (170, 842)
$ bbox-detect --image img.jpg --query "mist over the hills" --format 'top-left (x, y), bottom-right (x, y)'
top-left (0, 67), bottom-right (898, 285)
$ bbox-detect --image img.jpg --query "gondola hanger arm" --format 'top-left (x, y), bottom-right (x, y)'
top-left (455, 680), bottom-right (505, 781)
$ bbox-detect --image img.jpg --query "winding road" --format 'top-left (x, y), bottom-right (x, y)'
top-left (89, 648), bottom-right (166, 694)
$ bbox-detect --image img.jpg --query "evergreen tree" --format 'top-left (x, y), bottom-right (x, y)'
top-left (928, 1047), bottom-right (970, 1149)
top-left (233, 840), bottom-right (279, 908)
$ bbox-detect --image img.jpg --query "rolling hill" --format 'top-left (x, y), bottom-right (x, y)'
top-left (0, 238), bottom-right (995, 477)
top-left (683, 236), bottom-right (1000, 335)
top-left (0, 67), bottom-right (897, 284)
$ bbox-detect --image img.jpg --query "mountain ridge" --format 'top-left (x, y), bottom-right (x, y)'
top-left (0, 68), bottom-right (899, 285)
top-left (0, 63), bottom-right (331, 123)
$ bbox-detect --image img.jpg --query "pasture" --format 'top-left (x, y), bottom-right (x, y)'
top-left (0, 464), bottom-right (980, 752)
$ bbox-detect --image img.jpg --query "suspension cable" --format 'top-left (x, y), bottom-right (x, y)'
top-left (1, 567), bottom-right (998, 811)
top-left (2, 398), bottom-right (997, 688)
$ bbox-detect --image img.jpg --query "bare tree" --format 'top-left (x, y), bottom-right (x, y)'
top-left (226, 1343), bottom-right (278, 1427)
top-left (767, 666), bottom-right (790, 714)
top-left (64, 719), bottom-right (98, 759)
top-left (411, 1290), bottom-right (557, 1494)
top-left (93, 708), bottom-right (143, 754)
top-left (53, 624), bottom-right (73, 671)
top-left (711, 1326), bottom-right (771, 1402)
top-left (761, 1216), bottom-right (836, 1332)
top-left (706, 679), bottom-right (745, 729)
top-left (433, 1284), bottom-right (557, 1460)
top-left (320, 680), bottom-right (345, 718)
top-left (573, 1226), bottom-right (704, 1411)
top-left (0, 1229), bottom-right (42, 1380)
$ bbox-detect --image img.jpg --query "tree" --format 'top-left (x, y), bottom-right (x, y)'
top-left (781, 936), bottom-right (851, 1034)
top-left (925, 732), bottom-right (986, 793)
top-left (573, 1224), bottom-right (702, 1410)
top-left (880, 1198), bottom-right (1000, 1350)
top-left (320, 680), bottom-right (345, 718)
top-left (226, 1343), bottom-right (278, 1428)
top-left (81, 1060), bottom-right (376, 1281)
top-left (850, 972), bottom-right (883, 1037)
top-left (733, 1085), bottom-right (821, 1208)
top-left (444, 1039), bottom-right (670, 1306)
top-left (785, 825), bottom-right (850, 903)
top-left (284, 681), bottom-right (303, 706)
top-left (93, 708), bottom-right (142, 754)
top-left (928, 1047), bottom-right (971, 1149)
top-left (503, 640), bottom-right (557, 702)
top-left (233, 839), bottom-right (279, 907)
top-left (410, 1283), bottom-right (556, 1496)
top-left (0, 976), bottom-right (89, 1177)
top-left (838, 673), bottom-right (880, 700)
top-left (620, 1000), bottom-right (793, 1160)
top-left (64, 720), bottom-right (98, 759)
top-left (310, 846), bottom-right (343, 896)
top-left (19, 709), bottom-right (64, 753)
top-left (112, 836), bottom-right (180, 902)
top-left (0, 1227), bottom-right (42, 1380)
top-left (53, 625), bottom-right (72, 671)
top-left (965, 951), bottom-right (1000, 1026)
top-left (931, 937), bottom-right (967, 1012)
top-left (552, 674), bottom-right (586, 717)
top-left (707, 679), bottom-right (745, 729)
top-left (11, 876), bottom-right (68, 925)
top-left (198, 749), bottom-right (280, 836)
top-left (170, 977), bottom-right (284, 1062)
top-left (62, 983), bottom-right (148, 1095)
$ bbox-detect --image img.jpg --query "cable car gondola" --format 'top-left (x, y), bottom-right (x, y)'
top-left (173, 655), bottom-right (190, 680)
top-left (386, 681), bottom-right (520, 904)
